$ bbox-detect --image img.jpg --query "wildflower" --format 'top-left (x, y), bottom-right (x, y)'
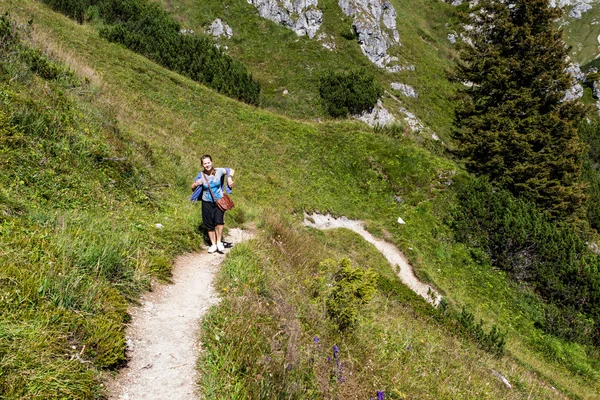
top-left (377, 391), bottom-right (385, 400)
top-left (332, 345), bottom-right (339, 359)
top-left (314, 336), bottom-right (319, 344)
top-left (339, 376), bottom-right (345, 383)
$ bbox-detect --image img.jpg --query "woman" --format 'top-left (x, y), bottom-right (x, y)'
top-left (191, 154), bottom-right (235, 253)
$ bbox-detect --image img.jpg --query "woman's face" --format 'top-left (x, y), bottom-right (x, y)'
top-left (202, 158), bottom-right (213, 171)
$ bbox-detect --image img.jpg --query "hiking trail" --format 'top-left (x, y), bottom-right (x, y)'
top-left (106, 213), bottom-right (439, 399)
top-left (304, 213), bottom-right (441, 305)
top-left (105, 228), bottom-right (252, 400)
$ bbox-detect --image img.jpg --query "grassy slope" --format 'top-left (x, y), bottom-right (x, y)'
top-left (154, 0), bottom-right (459, 138)
top-left (561, 5), bottom-right (600, 65)
top-left (0, 0), bottom-right (599, 398)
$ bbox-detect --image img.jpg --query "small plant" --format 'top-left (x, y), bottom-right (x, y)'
top-left (456, 307), bottom-right (506, 356)
top-left (319, 69), bottom-right (383, 117)
top-left (324, 258), bottom-right (377, 331)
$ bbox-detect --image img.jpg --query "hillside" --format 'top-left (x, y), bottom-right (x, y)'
top-left (1, 0), bottom-right (600, 399)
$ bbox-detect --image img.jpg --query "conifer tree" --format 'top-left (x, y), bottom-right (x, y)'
top-left (453, 0), bottom-right (588, 218)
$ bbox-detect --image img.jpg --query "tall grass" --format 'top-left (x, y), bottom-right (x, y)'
top-left (1, 1), bottom-right (600, 398)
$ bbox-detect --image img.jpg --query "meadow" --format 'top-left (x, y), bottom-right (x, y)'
top-left (0, 0), bottom-right (599, 398)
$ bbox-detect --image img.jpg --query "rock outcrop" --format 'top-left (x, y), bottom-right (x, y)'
top-left (391, 82), bottom-right (418, 98)
top-left (355, 99), bottom-right (396, 127)
top-left (247, 0), bottom-right (322, 38)
top-left (563, 62), bottom-right (585, 101)
top-left (338, 0), bottom-right (401, 71)
top-left (549, 0), bottom-right (595, 18)
top-left (206, 18), bottom-right (233, 39)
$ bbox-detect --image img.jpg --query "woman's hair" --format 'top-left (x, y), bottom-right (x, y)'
top-left (201, 154), bottom-right (212, 162)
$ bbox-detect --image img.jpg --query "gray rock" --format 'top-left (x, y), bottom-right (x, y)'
top-left (566, 62), bottom-right (586, 82)
top-left (563, 83), bottom-right (583, 102)
top-left (355, 99), bottom-right (396, 127)
top-left (247, 0), bottom-right (322, 38)
top-left (570, 3), bottom-right (593, 18)
top-left (339, 0), bottom-right (401, 69)
top-left (391, 82), bottom-right (418, 98)
top-left (491, 369), bottom-right (512, 389)
top-left (593, 80), bottom-right (600, 99)
top-left (207, 18), bottom-right (233, 38)
top-left (399, 107), bottom-right (424, 132)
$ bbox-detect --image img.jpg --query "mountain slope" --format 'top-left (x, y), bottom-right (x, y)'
top-left (0, 0), bottom-right (599, 399)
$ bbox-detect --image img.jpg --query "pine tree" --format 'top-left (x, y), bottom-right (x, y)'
top-left (453, 0), bottom-right (588, 219)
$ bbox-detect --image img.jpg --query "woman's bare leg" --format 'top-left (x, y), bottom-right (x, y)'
top-left (208, 230), bottom-right (216, 246)
top-left (216, 224), bottom-right (224, 243)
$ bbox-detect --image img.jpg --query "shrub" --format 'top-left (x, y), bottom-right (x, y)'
top-left (41, 0), bottom-right (261, 105)
top-left (324, 258), bottom-right (377, 331)
top-left (450, 176), bottom-right (600, 346)
top-left (455, 307), bottom-right (506, 356)
top-left (579, 120), bottom-right (600, 230)
top-left (319, 69), bottom-right (383, 117)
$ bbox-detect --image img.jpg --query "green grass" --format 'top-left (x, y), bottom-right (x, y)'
top-left (0, 1), bottom-right (599, 398)
top-left (154, 0), bottom-right (461, 138)
top-left (561, 7), bottom-right (600, 65)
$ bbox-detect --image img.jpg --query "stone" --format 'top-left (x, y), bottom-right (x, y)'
top-left (593, 80), bottom-right (600, 99)
top-left (339, 0), bottom-right (401, 69)
top-left (391, 82), bottom-right (418, 98)
top-left (570, 3), bottom-right (593, 18)
top-left (491, 369), bottom-right (512, 389)
top-left (355, 99), bottom-right (396, 127)
top-left (563, 83), bottom-right (583, 102)
top-left (206, 18), bottom-right (233, 38)
top-left (247, 0), bottom-right (322, 38)
top-left (399, 107), bottom-right (424, 132)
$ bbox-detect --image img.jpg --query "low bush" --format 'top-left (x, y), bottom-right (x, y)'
top-left (40, 0), bottom-right (261, 105)
top-left (319, 69), bottom-right (383, 117)
top-left (450, 176), bottom-right (600, 346)
top-left (579, 120), bottom-right (600, 230)
top-left (324, 258), bottom-right (377, 331)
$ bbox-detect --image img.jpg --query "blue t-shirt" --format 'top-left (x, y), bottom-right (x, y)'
top-left (195, 168), bottom-right (227, 202)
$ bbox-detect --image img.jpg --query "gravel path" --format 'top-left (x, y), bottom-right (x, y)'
top-left (105, 228), bottom-right (252, 400)
top-left (304, 213), bottom-right (441, 305)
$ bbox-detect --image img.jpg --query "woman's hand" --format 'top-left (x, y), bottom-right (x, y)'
top-left (192, 179), bottom-right (202, 190)
top-left (227, 175), bottom-right (234, 188)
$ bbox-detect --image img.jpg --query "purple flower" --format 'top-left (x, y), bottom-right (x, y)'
top-left (377, 390), bottom-right (384, 400)
top-left (314, 336), bottom-right (319, 344)
top-left (327, 356), bottom-right (332, 362)
top-left (339, 376), bottom-right (345, 383)
top-left (332, 345), bottom-right (339, 359)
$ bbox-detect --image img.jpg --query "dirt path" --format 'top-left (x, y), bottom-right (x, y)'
top-left (304, 213), bottom-right (441, 306)
top-left (105, 228), bottom-right (252, 400)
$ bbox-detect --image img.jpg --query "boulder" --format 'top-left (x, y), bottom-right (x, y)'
top-left (355, 99), bottom-right (396, 127)
top-left (206, 18), bottom-right (233, 38)
top-left (391, 82), bottom-right (418, 98)
top-left (339, 0), bottom-right (401, 69)
top-left (247, 0), bottom-right (322, 38)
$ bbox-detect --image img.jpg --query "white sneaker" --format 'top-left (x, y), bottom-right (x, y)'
top-left (208, 244), bottom-right (217, 253)
top-left (217, 242), bottom-right (225, 252)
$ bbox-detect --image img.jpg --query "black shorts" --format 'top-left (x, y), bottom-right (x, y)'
top-left (202, 200), bottom-right (224, 230)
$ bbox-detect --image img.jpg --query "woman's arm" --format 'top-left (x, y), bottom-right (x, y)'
top-left (191, 174), bottom-right (203, 190)
top-left (227, 168), bottom-right (235, 188)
